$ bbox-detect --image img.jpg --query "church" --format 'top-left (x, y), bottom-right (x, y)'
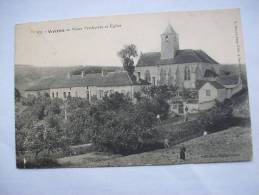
top-left (134, 24), bottom-right (242, 114)
top-left (135, 24), bottom-right (221, 88)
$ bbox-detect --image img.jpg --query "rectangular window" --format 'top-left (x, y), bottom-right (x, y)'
top-left (206, 89), bottom-right (211, 96)
top-left (152, 77), bottom-right (156, 85)
top-left (63, 92), bottom-right (67, 98)
top-left (56, 92), bottom-right (58, 97)
top-left (137, 72), bottom-right (141, 80)
top-left (52, 92), bottom-right (55, 98)
top-left (99, 90), bottom-right (104, 98)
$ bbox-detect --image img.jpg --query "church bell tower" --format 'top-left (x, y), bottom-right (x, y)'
top-left (161, 24), bottom-right (179, 60)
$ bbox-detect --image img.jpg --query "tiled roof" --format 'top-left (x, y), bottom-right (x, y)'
top-left (50, 74), bottom-right (102, 89)
top-left (97, 71), bottom-right (133, 87)
top-left (196, 80), bottom-right (225, 90)
top-left (204, 69), bottom-right (218, 78)
top-left (25, 71), bottom-right (144, 91)
top-left (162, 24), bottom-right (177, 34)
top-left (137, 52), bottom-right (161, 67)
top-left (26, 77), bottom-right (56, 91)
top-left (217, 74), bottom-right (239, 86)
top-left (136, 49), bottom-right (218, 67)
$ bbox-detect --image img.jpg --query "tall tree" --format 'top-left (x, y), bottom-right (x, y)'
top-left (118, 44), bottom-right (138, 75)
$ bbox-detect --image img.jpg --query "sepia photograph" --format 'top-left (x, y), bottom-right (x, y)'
top-left (15, 9), bottom-right (252, 168)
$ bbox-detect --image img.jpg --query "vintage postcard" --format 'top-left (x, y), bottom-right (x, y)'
top-left (15, 9), bottom-right (252, 168)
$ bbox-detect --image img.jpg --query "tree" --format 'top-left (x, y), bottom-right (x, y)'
top-left (102, 92), bottom-right (132, 111)
top-left (139, 85), bottom-right (173, 120)
top-left (46, 98), bottom-right (63, 115)
top-left (31, 95), bottom-right (51, 120)
top-left (198, 99), bottom-right (233, 133)
top-left (88, 93), bottom-right (160, 154)
top-left (90, 108), bottom-right (158, 154)
top-left (118, 44), bottom-right (138, 75)
top-left (66, 107), bottom-right (92, 144)
top-left (23, 121), bottom-right (69, 158)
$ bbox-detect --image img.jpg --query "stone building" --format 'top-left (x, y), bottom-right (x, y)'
top-left (135, 24), bottom-right (243, 114)
top-left (25, 71), bottom-right (147, 101)
top-left (135, 24), bottom-right (220, 89)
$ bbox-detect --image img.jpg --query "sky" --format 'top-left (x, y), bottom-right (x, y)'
top-left (15, 8), bottom-right (245, 67)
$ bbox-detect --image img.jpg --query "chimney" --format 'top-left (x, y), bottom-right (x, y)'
top-left (67, 72), bottom-right (71, 79)
top-left (81, 71), bottom-right (84, 78)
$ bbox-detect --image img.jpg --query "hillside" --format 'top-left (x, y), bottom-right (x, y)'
top-left (57, 126), bottom-right (252, 167)
top-left (57, 90), bottom-right (252, 168)
top-left (15, 64), bottom-right (122, 95)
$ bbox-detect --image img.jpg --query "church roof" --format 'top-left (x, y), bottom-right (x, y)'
top-left (25, 71), bottom-right (145, 91)
top-left (162, 24), bottom-right (177, 34)
top-left (196, 80), bottom-right (225, 90)
top-left (217, 74), bottom-right (239, 86)
top-left (204, 69), bottom-right (218, 78)
top-left (136, 49), bottom-right (218, 67)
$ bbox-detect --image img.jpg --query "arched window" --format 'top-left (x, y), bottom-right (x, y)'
top-left (160, 68), bottom-right (167, 85)
top-left (184, 66), bottom-right (191, 81)
top-left (168, 68), bottom-right (174, 86)
top-left (144, 70), bottom-right (151, 82)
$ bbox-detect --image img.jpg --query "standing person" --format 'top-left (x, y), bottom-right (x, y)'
top-left (156, 114), bottom-right (161, 124)
top-left (184, 106), bottom-right (189, 122)
top-left (180, 146), bottom-right (186, 160)
top-left (164, 137), bottom-right (170, 148)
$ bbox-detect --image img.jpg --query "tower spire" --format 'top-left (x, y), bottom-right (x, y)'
top-left (161, 24), bottom-right (179, 59)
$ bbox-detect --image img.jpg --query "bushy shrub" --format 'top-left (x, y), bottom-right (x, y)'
top-left (47, 98), bottom-right (63, 115)
top-left (198, 99), bottom-right (234, 133)
top-left (90, 109), bottom-right (159, 154)
top-left (23, 120), bottom-right (69, 158)
top-left (66, 107), bottom-right (92, 145)
top-left (136, 96), bottom-right (170, 120)
top-left (89, 93), bottom-right (160, 154)
top-left (21, 95), bottom-right (36, 106)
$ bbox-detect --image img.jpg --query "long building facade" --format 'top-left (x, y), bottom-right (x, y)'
top-left (25, 71), bottom-right (146, 102)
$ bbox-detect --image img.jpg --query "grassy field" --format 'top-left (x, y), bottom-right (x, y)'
top-left (57, 126), bottom-right (252, 167)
